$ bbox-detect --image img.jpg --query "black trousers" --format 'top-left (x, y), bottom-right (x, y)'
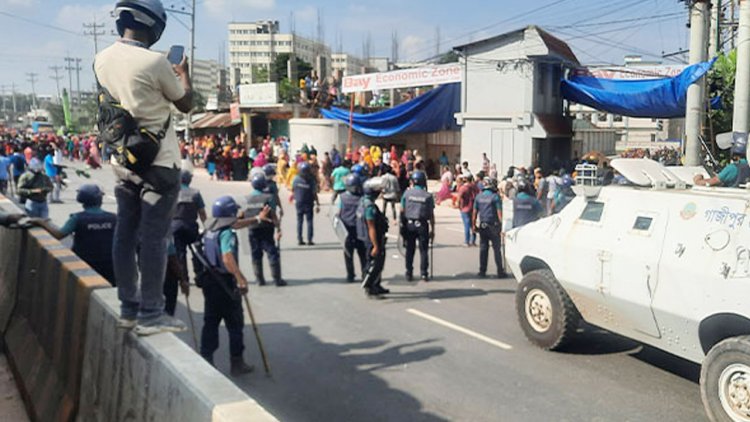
top-left (479, 224), bottom-right (503, 275)
top-left (382, 197), bottom-right (399, 221)
top-left (249, 227), bottom-right (280, 264)
top-left (344, 228), bottom-right (367, 280)
top-left (200, 277), bottom-right (245, 360)
top-left (362, 242), bottom-right (386, 291)
top-left (163, 264), bottom-right (178, 316)
top-left (296, 207), bottom-right (314, 242)
top-left (404, 221), bottom-right (429, 276)
top-left (172, 220), bottom-right (199, 279)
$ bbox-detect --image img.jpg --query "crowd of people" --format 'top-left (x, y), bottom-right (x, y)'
top-left (620, 146), bottom-right (682, 165)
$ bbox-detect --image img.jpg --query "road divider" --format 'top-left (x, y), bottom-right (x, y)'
top-left (406, 308), bottom-right (513, 350)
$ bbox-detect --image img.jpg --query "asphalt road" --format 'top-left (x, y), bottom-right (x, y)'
top-left (42, 162), bottom-right (707, 422)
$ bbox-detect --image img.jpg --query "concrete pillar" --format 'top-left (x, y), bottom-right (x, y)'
top-left (734, 0), bottom-right (750, 151)
top-left (685, 0), bottom-right (709, 166)
top-left (709, 0), bottom-right (721, 57)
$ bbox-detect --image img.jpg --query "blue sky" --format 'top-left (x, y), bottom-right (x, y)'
top-left (0, 0), bottom-right (691, 97)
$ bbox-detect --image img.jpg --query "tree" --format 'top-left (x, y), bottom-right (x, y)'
top-left (192, 90), bottom-right (207, 112)
top-left (252, 65), bottom-right (270, 83)
top-left (46, 103), bottom-right (65, 127)
top-left (708, 50), bottom-right (736, 137)
top-left (438, 51), bottom-right (459, 64)
top-left (278, 78), bottom-right (297, 103)
top-left (272, 53), bottom-right (313, 81)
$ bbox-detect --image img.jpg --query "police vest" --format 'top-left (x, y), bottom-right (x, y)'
top-left (476, 192), bottom-right (500, 225)
top-left (513, 195), bottom-right (539, 228)
top-left (265, 181), bottom-right (279, 197)
top-left (403, 188), bottom-right (432, 220)
top-left (339, 191), bottom-right (361, 229)
top-left (293, 177), bottom-right (314, 206)
top-left (72, 210), bottom-right (116, 264)
top-left (356, 197), bottom-right (388, 244)
top-left (174, 187), bottom-right (200, 222)
top-left (732, 162), bottom-right (750, 187)
top-left (203, 228), bottom-right (234, 274)
top-left (245, 192), bottom-right (273, 230)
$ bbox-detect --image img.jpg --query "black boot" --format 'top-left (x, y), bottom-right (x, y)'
top-left (253, 260), bottom-right (266, 286)
top-left (230, 356), bottom-right (254, 376)
top-left (271, 262), bottom-right (287, 286)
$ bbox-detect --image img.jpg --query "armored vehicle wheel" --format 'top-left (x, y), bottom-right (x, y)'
top-left (701, 336), bottom-right (750, 422)
top-left (515, 269), bottom-right (580, 351)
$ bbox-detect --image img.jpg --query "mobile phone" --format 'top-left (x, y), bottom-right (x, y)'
top-left (167, 45), bottom-right (185, 65)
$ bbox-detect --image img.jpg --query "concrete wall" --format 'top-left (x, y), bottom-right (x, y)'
top-left (78, 289), bottom-right (276, 422)
top-left (0, 194), bottom-right (277, 422)
top-left (289, 118), bottom-right (373, 155)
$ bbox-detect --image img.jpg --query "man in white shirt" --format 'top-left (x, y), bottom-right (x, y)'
top-left (96, 0), bottom-right (193, 336)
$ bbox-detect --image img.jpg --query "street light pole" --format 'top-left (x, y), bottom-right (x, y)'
top-left (734, 0), bottom-right (750, 144)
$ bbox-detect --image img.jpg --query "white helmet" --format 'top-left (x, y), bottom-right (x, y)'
top-left (114, 0), bottom-right (167, 46)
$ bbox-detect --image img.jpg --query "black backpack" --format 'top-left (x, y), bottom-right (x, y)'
top-left (96, 81), bottom-right (169, 177)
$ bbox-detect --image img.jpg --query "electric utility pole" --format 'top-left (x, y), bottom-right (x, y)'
top-left (684, 0), bottom-right (709, 166)
top-left (166, 1), bottom-right (196, 140)
top-left (83, 19), bottom-right (107, 55)
top-left (49, 65), bottom-right (63, 102)
top-left (26, 72), bottom-right (38, 110)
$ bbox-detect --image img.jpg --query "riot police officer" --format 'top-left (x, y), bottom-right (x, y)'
top-left (244, 173), bottom-right (286, 286)
top-left (263, 163), bottom-right (284, 219)
top-left (400, 171), bottom-right (435, 281)
top-left (472, 177), bottom-right (507, 279)
top-left (30, 184), bottom-right (117, 285)
top-left (357, 177), bottom-right (389, 298)
top-left (337, 174), bottom-right (367, 283)
top-left (171, 170), bottom-right (207, 279)
top-left (512, 178), bottom-right (543, 228)
top-left (290, 162), bottom-right (320, 245)
top-left (198, 195), bottom-right (259, 375)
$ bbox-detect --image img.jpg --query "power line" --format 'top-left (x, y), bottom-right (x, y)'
top-left (0, 10), bottom-right (84, 37)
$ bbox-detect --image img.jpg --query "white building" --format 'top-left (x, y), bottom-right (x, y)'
top-left (228, 20), bottom-right (331, 86)
top-left (453, 26), bottom-right (579, 173)
top-left (192, 58), bottom-right (224, 102)
top-left (331, 53), bottom-right (365, 76)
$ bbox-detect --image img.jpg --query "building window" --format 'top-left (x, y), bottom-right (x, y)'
top-left (613, 115), bottom-right (623, 122)
top-left (537, 63), bottom-right (547, 95)
top-left (597, 113), bottom-right (607, 122)
top-left (650, 134), bottom-right (656, 142)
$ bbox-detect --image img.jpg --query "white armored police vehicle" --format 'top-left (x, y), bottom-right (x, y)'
top-left (505, 158), bottom-right (750, 422)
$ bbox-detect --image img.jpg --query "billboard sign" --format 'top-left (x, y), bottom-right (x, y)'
top-left (342, 63), bottom-right (462, 93)
top-left (239, 82), bottom-right (279, 106)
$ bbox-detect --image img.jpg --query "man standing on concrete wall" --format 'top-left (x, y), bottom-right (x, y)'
top-left (96, 0), bottom-right (193, 335)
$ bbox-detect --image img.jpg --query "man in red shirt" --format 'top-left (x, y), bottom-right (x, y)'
top-left (457, 175), bottom-right (479, 247)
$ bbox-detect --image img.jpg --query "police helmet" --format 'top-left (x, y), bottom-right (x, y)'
top-left (410, 170), bottom-right (427, 187)
top-left (351, 164), bottom-right (365, 176)
top-left (263, 163), bottom-right (276, 177)
top-left (516, 177), bottom-right (532, 195)
top-left (28, 158), bottom-right (43, 173)
top-left (363, 176), bottom-right (384, 197)
top-left (251, 173), bottom-right (268, 191)
top-left (76, 184), bottom-right (104, 208)
top-left (482, 177), bottom-right (498, 192)
top-left (180, 170), bottom-right (193, 185)
top-left (114, 0), bottom-right (168, 46)
top-left (345, 174), bottom-right (363, 194)
top-left (732, 133), bottom-right (748, 156)
top-left (299, 162), bottom-right (311, 176)
top-left (212, 196), bottom-right (239, 218)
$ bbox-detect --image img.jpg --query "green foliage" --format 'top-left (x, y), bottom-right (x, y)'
top-left (272, 53), bottom-right (314, 81)
top-left (278, 77), bottom-right (297, 103)
top-left (709, 50), bottom-right (737, 137)
top-left (46, 103), bottom-right (65, 127)
top-left (252, 65), bottom-right (270, 83)
top-left (193, 90), bottom-right (207, 112)
top-left (438, 51), bottom-right (459, 64)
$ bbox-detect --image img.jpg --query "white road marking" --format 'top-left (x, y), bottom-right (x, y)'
top-left (406, 308), bottom-right (513, 350)
top-left (446, 228), bottom-right (464, 233)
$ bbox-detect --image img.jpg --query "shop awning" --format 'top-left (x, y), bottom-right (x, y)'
top-left (190, 113), bottom-right (240, 129)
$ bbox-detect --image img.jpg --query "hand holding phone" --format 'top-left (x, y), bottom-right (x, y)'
top-left (167, 45), bottom-right (185, 65)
